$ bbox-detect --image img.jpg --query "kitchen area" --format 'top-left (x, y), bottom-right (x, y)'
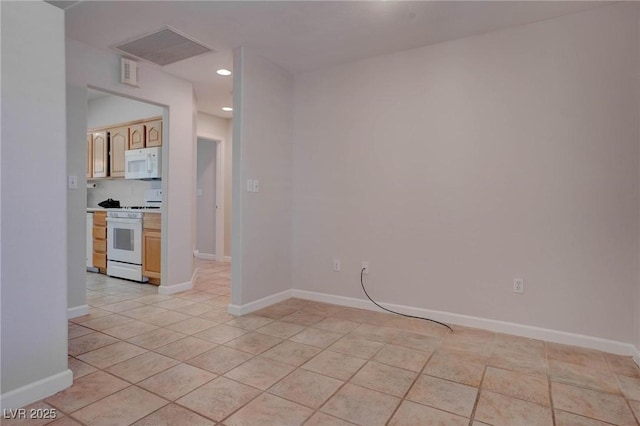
top-left (85, 90), bottom-right (166, 286)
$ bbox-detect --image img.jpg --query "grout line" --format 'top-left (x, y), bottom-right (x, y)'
top-left (468, 364), bottom-right (487, 426)
top-left (385, 345), bottom-right (438, 423)
top-left (545, 341), bottom-right (558, 426)
top-left (624, 401), bottom-right (640, 426)
top-left (311, 337), bottom-right (388, 423)
top-left (468, 332), bottom-right (494, 425)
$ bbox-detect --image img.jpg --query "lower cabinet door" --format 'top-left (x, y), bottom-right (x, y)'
top-left (92, 252), bottom-right (107, 269)
top-left (142, 229), bottom-right (161, 282)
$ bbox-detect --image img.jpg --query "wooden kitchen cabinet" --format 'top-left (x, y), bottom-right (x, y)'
top-left (92, 211), bottom-right (107, 272)
top-left (91, 131), bottom-right (108, 178)
top-left (109, 127), bottom-right (128, 178)
top-left (142, 213), bottom-right (161, 285)
top-left (129, 123), bottom-right (145, 150)
top-left (145, 120), bottom-right (162, 147)
top-left (87, 116), bottom-right (162, 180)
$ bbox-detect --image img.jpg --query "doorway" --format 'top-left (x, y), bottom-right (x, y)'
top-left (196, 136), bottom-right (224, 259)
top-left (76, 88), bottom-right (168, 318)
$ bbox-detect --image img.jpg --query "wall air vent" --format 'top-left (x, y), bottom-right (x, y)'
top-left (120, 57), bottom-right (139, 87)
top-left (113, 27), bottom-right (215, 66)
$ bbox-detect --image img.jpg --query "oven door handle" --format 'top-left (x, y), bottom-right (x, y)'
top-left (106, 218), bottom-right (142, 224)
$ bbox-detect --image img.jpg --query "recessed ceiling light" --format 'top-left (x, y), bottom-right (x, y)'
top-left (216, 69), bottom-right (232, 76)
top-left (222, 107), bottom-right (233, 112)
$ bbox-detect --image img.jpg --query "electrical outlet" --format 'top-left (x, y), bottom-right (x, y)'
top-left (253, 179), bottom-right (260, 192)
top-left (514, 278), bottom-right (524, 294)
top-left (333, 259), bottom-right (341, 272)
top-left (362, 261), bottom-right (369, 275)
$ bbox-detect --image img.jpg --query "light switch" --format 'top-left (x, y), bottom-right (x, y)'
top-left (196, 188), bottom-right (203, 196)
top-left (247, 179), bottom-right (253, 192)
top-left (68, 175), bottom-right (78, 189)
top-left (252, 179), bottom-right (259, 192)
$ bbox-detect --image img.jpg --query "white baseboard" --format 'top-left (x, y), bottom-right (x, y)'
top-left (193, 250), bottom-right (216, 261)
top-left (67, 304), bottom-right (89, 319)
top-left (194, 250), bottom-right (229, 262)
top-left (158, 266), bottom-right (199, 295)
top-left (634, 345), bottom-right (640, 367)
top-left (158, 269), bottom-right (195, 295)
top-left (158, 281), bottom-right (193, 295)
top-left (0, 369), bottom-right (72, 411)
top-left (291, 289), bottom-right (638, 357)
top-left (228, 289), bottom-right (293, 316)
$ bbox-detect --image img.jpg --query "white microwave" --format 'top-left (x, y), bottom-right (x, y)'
top-left (125, 147), bottom-right (162, 180)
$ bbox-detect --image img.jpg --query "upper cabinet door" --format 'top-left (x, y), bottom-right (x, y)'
top-left (129, 124), bottom-right (146, 150)
top-left (92, 131), bottom-right (108, 178)
top-left (146, 120), bottom-right (162, 147)
top-left (87, 133), bottom-right (93, 178)
top-left (109, 127), bottom-right (128, 178)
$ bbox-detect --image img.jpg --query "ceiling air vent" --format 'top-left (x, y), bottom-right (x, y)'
top-left (113, 27), bottom-right (214, 66)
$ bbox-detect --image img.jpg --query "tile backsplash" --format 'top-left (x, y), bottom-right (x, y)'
top-left (87, 179), bottom-right (161, 208)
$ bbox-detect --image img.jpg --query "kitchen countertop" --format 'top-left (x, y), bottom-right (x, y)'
top-left (87, 208), bottom-right (161, 213)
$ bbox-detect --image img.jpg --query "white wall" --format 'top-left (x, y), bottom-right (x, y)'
top-left (292, 3), bottom-right (639, 344)
top-left (66, 38), bottom-right (196, 300)
top-left (232, 47), bottom-right (294, 307)
top-left (637, 10), bottom-right (640, 360)
top-left (197, 112), bottom-right (232, 258)
top-left (87, 94), bottom-right (163, 129)
top-left (1, 1), bottom-right (72, 408)
top-left (67, 85), bottom-right (88, 312)
top-left (197, 138), bottom-right (217, 255)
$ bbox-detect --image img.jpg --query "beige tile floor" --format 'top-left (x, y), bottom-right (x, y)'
top-left (6, 260), bottom-right (640, 425)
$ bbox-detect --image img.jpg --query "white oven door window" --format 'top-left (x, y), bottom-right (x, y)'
top-left (108, 219), bottom-right (142, 264)
top-left (114, 228), bottom-right (134, 251)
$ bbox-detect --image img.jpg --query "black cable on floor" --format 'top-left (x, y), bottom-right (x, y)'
top-left (360, 267), bottom-right (453, 332)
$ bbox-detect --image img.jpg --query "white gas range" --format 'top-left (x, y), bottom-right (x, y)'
top-left (106, 189), bottom-right (161, 282)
